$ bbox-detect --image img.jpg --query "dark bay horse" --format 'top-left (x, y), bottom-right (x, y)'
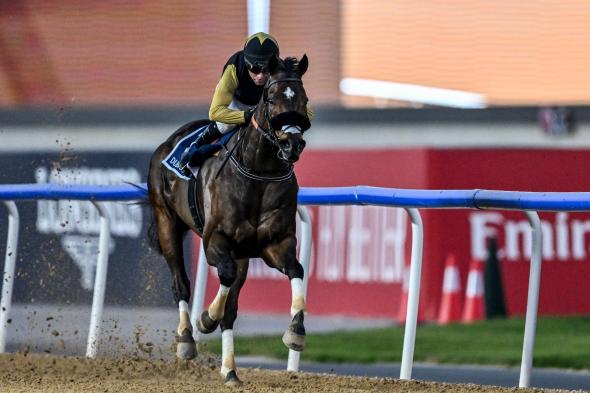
top-left (147, 55), bottom-right (310, 386)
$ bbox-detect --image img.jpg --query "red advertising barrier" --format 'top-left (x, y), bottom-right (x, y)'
top-left (193, 148), bottom-right (590, 321)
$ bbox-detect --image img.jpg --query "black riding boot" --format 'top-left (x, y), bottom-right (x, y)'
top-left (180, 123), bottom-right (223, 175)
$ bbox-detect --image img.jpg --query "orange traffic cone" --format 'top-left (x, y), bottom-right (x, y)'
top-left (462, 259), bottom-right (485, 323)
top-left (396, 264), bottom-right (410, 324)
top-left (437, 254), bottom-right (463, 325)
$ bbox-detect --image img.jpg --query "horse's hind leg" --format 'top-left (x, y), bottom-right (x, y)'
top-left (218, 258), bottom-right (249, 387)
top-left (153, 205), bottom-right (197, 360)
top-left (262, 237), bottom-right (306, 352)
top-left (197, 232), bottom-right (235, 334)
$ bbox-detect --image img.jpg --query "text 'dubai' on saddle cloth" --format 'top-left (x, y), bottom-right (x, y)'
top-left (161, 124), bottom-right (209, 180)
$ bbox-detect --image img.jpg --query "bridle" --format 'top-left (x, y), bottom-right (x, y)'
top-left (217, 77), bottom-right (308, 182)
top-left (252, 77), bottom-right (308, 153)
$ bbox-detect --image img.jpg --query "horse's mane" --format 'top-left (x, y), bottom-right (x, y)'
top-left (279, 57), bottom-right (301, 77)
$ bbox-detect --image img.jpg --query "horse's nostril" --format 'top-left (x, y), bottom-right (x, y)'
top-left (279, 140), bottom-right (291, 150)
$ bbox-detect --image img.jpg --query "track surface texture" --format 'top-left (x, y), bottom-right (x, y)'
top-left (0, 353), bottom-right (576, 393)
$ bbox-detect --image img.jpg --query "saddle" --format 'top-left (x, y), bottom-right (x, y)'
top-left (161, 123), bottom-right (236, 180)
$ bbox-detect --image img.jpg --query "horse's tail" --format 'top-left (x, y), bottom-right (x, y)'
top-left (135, 197), bottom-right (163, 255)
top-left (146, 153), bottom-right (164, 255)
top-left (147, 212), bottom-right (163, 255)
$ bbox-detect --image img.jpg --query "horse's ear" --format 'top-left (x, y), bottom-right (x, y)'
top-left (268, 55), bottom-right (279, 74)
top-left (297, 54), bottom-right (309, 77)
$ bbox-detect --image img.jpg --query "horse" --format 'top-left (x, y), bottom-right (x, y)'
top-left (147, 55), bottom-right (311, 386)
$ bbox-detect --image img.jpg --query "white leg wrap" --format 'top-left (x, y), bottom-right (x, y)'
top-left (290, 278), bottom-right (306, 317)
top-left (177, 300), bottom-right (191, 335)
top-left (219, 285), bottom-right (231, 296)
top-left (220, 329), bottom-right (235, 377)
top-left (208, 285), bottom-right (230, 321)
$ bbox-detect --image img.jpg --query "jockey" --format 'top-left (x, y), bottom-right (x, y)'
top-left (180, 32), bottom-right (281, 174)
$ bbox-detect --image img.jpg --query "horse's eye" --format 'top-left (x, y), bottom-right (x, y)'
top-left (267, 99), bottom-right (275, 105)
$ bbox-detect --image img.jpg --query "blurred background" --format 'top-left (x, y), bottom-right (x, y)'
top-left (2, 1), bottom-right (590, 108)
top-left (2, 0), bottom-right (590, 362)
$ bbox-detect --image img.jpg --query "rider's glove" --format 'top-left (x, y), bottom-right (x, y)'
top-left (244, 108), bottom-right (256, 125)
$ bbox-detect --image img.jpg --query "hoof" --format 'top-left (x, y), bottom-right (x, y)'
top-left (176, 328), bottom-right (197, 360)
top-left (282, 330), bottom-right (305, 351)
top-left (176, 342), bottom-right (197, 360)
top-left (282, 310), bottom-right (306, 352)
top-left (197, 310), bottom-right (220, 334)
top-left (224, 370), bottom-right (243, 387)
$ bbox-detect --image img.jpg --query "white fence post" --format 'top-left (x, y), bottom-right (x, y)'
top-left (400, 207), bottom-right (423, 380)
top-left (0, 201), bottom-right (19, 353)
top-left (519, 210), bottom-right (543, 388)
top-left (86, 201), bottom-right (111, 358)
top-left (287, 205), bottom-right (313, 372)
top-left (191, 242), bottom-right (208, 341)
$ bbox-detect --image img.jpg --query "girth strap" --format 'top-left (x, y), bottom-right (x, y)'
top-left (188, 176), bottom-right (204, 233)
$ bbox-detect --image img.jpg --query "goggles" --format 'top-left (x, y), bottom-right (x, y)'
top-left (245, 59), bottom-right (269, 74)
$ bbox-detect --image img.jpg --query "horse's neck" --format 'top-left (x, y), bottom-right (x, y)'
top-left (238, 125), bottom-right (286, 174)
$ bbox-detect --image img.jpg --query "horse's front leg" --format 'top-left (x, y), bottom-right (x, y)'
top-left (262, 237), bottom-right (306, 352)
top-left (218, 258), bottom-right (249, 387)
top-left (197, 232), bottom-right (235, 335)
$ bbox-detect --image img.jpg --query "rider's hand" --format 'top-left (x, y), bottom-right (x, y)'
top-left (244, 108), bottom-right (256, 124)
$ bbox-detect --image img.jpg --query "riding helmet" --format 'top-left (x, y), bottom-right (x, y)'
top-left (243, 32), bottom-right (280, 69)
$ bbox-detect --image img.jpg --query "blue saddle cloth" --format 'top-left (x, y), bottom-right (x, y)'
top-left (162, 123), bottom-right (236, 180)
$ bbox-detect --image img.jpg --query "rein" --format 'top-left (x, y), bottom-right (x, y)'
top-left (251, 115), bottom-right (282, 148)
top-left (214, 128), bottom-right (242, 179)
top-left (217, 123), bottom-right (294, 182)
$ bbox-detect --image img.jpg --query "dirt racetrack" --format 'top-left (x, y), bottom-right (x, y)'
top-left (0, 353), bottom-right (574, 393)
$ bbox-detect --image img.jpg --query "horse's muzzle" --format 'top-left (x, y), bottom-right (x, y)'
top-left (279, 137), bottom-right (306, 163)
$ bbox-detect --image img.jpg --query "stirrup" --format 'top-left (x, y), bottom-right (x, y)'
top-left (180, 163), bottom-right (192, 177)
top-left (179, 144), bottom-right (197, 176)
